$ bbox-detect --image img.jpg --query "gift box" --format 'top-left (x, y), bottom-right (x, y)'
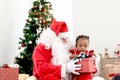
top-left (105, 63), bottom-right (120, 80)
top-left (19, 74), bottom-right (29, 80)
top-left (76, 58), bottom-right (96, 73)
top-left (105, 64), bottom-right (114, 80)
top-left (0, 68), bottom-right (19, 80)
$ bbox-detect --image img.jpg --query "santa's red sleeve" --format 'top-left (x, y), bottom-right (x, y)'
top-left (69, 49), bottom-right (75, 54)
top-left (32, 43), bottom-right (62, 80)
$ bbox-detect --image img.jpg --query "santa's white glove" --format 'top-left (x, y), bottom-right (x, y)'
top-left (66, 59), bottom-right (81, 75)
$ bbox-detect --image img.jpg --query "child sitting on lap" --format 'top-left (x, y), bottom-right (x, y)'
top-left (69, 35), bottom-right (97, 80)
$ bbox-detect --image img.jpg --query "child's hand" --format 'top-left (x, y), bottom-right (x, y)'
top-left (70, 54), bottom-right (78, 59)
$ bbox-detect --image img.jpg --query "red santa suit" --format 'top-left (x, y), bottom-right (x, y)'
top-left (32, 19), bottom-right (72, 80)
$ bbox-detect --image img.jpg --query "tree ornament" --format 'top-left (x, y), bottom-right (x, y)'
top-left (44, 9), bottom-right (47, 12)
top-left (24, 27), bottom-right (30, 29)
top-left (46, 11), bottom-right (50, 14)
top-left (49, 4), bottom-right (52, 9)
top-left (18, 46), bottom-right (21, 49)
top-left (28, 11), bottom-right (30, 14)
top-left (49, 4), bottom-right (52, 8)
top-left (34, 11), bottom-right (37, 15)
top-left (43, 20), bottom-right (46, 24)
top-left (23, 29), bottom-right (26, 33)
top-left (32, 6), bottom-right (37, 9)
top-left (26, 19), bottom-right (29, 22)
top-left (39, 5), bottom-right (42, 9)
top-left (39, 17), bottom-right (43, 21)
top-left (20, 55), bottom-right (24, 59)
top-left (34, 18), bottom-right (38, 21)
top-left (38, 32), bottom-right (41, 35)
top-left (29, 18), bottom-right (32, 21)
top-left (29, 40), bottom-right (32, 44)
top-left (21, 43), bottom-right (26, 47)
top-left (41, 7), bottom-right (44, 12)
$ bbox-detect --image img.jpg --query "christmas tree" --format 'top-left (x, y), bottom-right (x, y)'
top-left (15, 0), bottom-right (53, 75)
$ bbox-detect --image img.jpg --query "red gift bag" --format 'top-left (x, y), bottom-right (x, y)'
top-left (76, 58), bottom-right (96, 73)
top-left (0, 68), bottom-right (19, 80)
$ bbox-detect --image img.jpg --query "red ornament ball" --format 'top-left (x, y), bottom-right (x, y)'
top-left (21, 43), bottom-right (26, 47)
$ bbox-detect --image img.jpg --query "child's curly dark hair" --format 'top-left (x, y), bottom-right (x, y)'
top-left (75, 35), bottom-right (89, 44)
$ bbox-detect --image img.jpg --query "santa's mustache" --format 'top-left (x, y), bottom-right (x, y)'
top-left (63, 38), bottom-right (74, 50)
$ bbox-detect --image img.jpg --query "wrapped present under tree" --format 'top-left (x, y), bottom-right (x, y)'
top-left (0, 68), bottom-right (19, 80)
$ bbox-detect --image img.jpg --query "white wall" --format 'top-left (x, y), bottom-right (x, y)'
top-left (0, 0), bottom-right (4, 65)
top-left (73, 0), bottom-right (120, 57)
top-left (0, 0), bottom-right (33, 65)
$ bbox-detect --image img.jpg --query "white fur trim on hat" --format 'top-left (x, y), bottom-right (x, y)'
top-left (58, 32), bottom-right (70, 39)
top-left (38, 28), bottom-right (58, 49)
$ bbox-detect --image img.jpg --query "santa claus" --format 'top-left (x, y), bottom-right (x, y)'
top-left (27, 19), bottom-right (81, 80)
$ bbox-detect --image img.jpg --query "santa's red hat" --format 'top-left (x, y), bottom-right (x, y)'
top-left (50, 18), bottom-right (69, 38)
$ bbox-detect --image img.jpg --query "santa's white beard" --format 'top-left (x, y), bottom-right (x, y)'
top-left (63, 38), bottom-right (74, 50)
top-left (51, 38), bottom-right (73, 65)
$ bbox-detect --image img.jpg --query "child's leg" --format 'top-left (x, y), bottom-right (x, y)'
top-left (72, 74), bottom-right (79, 80)
top-left (72, 76), bottom-right (78, 80)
